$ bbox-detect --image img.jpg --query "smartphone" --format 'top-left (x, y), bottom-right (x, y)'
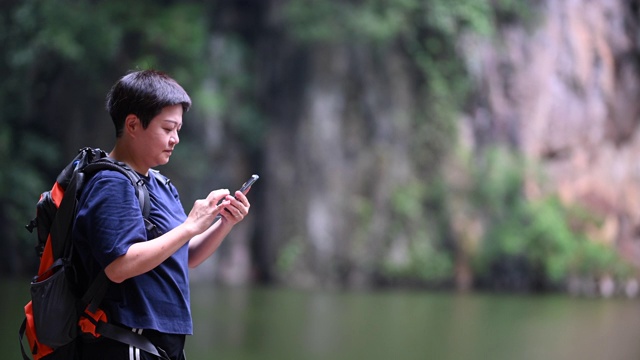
top-left (238, 174), bottom-right (259, 194)
top-left (215, 174), bottom-right (259, 221)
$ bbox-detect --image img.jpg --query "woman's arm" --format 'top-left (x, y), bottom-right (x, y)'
top-left (105, 189), bottom-right (230, 283)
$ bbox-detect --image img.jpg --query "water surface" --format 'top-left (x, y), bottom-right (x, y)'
top-left (4, 279), bottom-right (640, 360)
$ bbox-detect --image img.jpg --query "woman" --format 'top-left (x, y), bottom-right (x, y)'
top-left (73, 69), bottom-right (250, 360)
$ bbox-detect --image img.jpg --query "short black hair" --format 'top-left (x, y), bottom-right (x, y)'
top-left (106, 69), bottom-right (192, 137)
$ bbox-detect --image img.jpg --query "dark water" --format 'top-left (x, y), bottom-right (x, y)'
top-left (4, 278), bottom-right (640, 360)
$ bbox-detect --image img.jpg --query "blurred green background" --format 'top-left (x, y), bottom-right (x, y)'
top-left (2, 0), bottom-right (640, 358)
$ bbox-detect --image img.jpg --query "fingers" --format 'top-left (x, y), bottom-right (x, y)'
top-left (190, 188), bottom-right (251, 227)
top-left (187, 188), bottom-right (251, 234)
top-left (232, 190), bottom-right (250, 207)
top-left (205, 189), bottom-right (230, 205)
top-left (191, 189), bottom-right (230, 221)
top-left (219, 192), bottom-right (251, 224)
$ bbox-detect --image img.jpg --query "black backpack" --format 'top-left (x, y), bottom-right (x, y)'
top-left (19, 147), bottom-right (169, 360)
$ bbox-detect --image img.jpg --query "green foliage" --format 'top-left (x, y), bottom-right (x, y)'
top-left (471, 147), bottom-right (525, 214)
top-left (202, 36), bottom-right (266, 149)
top-left (573, 240), bottom-right (633, 280)
top-left (381, 234), bottom-right (453, 283)
top-left (523, 197), bottom-right (582, 282)
top-left (9, 0), bottom-right (119, 66)
top-left (283, 0), bottom-right (533, 44)
top-left (283, 0), bottom-right (344, 43)
top-left (276, 238), bottom-right (304, 274)
top-left (470, 146), bottom-right (632, 289)
top-left (282, 0), bottom-right (497, 165)
top-left (390, 181), bottom-right (428, 221)
top-left (4, 0), bottom-right (210, 98)
top-left (493, 0), bottom-right (539, 27)
top-left (0, 0), bottom-right (218, 273)
top-left (425, 0), bottom-right (495, 37)
top-left (16, 0), bottom-right (207, 77)
top-left (284, 0), bottom-right (420, 44)
top-left (379, 180), bottom-right (454, 284)
top-left (0, 128), bottom-right (57, 273)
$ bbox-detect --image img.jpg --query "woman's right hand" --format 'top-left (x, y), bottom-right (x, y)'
top-left (185, 189), bottom-right (230, 235)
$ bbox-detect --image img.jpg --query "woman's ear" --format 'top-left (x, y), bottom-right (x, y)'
top-left (124, 114), bottom-right (140, 135)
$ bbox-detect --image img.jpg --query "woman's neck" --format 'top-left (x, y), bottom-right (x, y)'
top-left (109, 143), bottom-right (149, 176)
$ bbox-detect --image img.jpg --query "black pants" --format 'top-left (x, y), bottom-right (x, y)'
top-left (80, 328), bottom-right (186, 360)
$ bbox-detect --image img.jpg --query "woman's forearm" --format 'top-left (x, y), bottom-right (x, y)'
top-left (105, 222), bottom-right (198, 283)
top-left (187, 219), bottom-right (234, 268)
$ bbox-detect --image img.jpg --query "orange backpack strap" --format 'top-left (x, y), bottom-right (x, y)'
top-left (76, 271), bottom-right (169, 359)
top-left (78, 308), bottom-right (108, 338)
top-left (74, 270), bottom-right (110, 339)
top-left (76, 311), bottom-right (170, 360)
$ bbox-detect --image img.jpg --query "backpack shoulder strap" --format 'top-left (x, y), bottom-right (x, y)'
top-left (48, 148), bottom-right (109, 260)
top-left (83, 157), bottom-right (165, 239)
top-left (50, 170), bottom-right (83, 260)
top-left (81, 158), bottom-right (150, 219)
top-left (149, 168), bottom-right (171, 186)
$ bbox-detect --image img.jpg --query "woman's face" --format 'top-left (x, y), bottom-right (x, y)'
top-left (136, 104), bottom-right (183, 168)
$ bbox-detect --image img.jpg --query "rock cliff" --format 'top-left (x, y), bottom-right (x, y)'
top-left (463, 0), bottom-right (640, 267)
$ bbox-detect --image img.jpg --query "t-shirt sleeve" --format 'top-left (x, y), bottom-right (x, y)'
top-left (75, 171), bottom-right (147, 269)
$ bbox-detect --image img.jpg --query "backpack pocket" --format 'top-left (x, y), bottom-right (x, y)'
top-left (30, 259), bottom-right (79, 348)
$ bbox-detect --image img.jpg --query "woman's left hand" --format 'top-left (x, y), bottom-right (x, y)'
top-left (219, 190), bottom-right (251, 225)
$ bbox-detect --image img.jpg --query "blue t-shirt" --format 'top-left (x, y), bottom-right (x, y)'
top-left (73, 169), bottom-right (192, 335)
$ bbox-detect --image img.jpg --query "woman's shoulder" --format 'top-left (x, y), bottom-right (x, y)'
top-left (147, 169), bottom-right (180, 199)
top-left (87, 168), bottom-right (135, 185)
top-left (83, 169), bottom-right (140, 199)
top-left (149, 169), bottom-right (170, 186)
top-left (77, 168), bottom-right (142, 216)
